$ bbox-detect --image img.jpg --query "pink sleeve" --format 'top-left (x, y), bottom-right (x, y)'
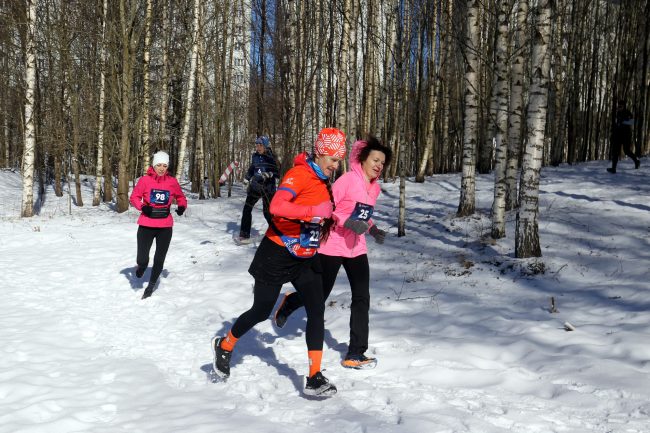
top-left (129, 178), bottom-right (145, 210)
top-left (269, 189), bottom-right (311, 221)
top-left (172, 179), bottom-right (187, 207)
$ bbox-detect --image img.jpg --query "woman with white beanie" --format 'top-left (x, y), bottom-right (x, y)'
top-left (129, 151), bottom-right (187, 299)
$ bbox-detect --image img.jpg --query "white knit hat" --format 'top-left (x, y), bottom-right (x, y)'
top-left (152, 151), bottom-right (170, 167)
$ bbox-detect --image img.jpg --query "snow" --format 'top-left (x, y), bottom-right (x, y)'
top-left (1, 158), bottom-right (649, 433)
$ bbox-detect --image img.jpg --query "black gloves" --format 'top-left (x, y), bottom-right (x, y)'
top-left (369, 225), bottom-right (386, 244)
top-left (176, 206), bottom-right (186, 216)
top-left (344, 218), bottom-right (370, 235)
top-left (141, 205), bottom-right (153, 216)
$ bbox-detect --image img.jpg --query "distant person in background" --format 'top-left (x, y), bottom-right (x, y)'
top-left (608, 99), bottom-right (640, 174)
top-left (129, 151), bottom-right (187, 299)
top-left (212, 127), bottom-right (346, 397)
top-left (238, 136), bottom-right (279, 243)
top-left (274, 136), bottom-right (392, 370)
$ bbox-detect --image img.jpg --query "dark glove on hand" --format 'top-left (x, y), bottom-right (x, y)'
top-left (344, 218), bottom-right (370, 235)
top-left (176, 206), bottom-right (186, 216)
top-left (141, 205), bottom-right (153, 216)
top-left (369, 224), bottom-right (386, 244)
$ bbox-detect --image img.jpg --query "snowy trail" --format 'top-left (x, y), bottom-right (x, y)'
top-left (2, 161), bottom-right (650, 432)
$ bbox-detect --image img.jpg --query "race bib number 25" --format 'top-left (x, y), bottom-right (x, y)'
top-left (350, 202), bottom-right (374, 221)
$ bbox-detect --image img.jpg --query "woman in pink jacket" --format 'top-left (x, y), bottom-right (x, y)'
top-left (129, 151), bottom-right (187, 299)
top-left (274, 136), bottom-right (392, 369)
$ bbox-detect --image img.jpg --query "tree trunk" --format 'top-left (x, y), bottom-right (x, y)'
top-left (21, 0), bottom-right (38, 218)
top-left (457, 0), bottom-right (480, 217)
top-left (93, 0), bottom-right (108, 206)
top-left (141, 0), bottom-right (153, 171)
top-left (516, 0), bottom-right (551, 259)
top-left (505, 0), bottom-right (528, 210)
top-left (175, 0), bottom-right (201, 180)
top-left (158, 0), bottom-right (170, 149)
top-left (116, 0), bottom-right (136, 213)
top-left (490, 0), bottom-right (511, 239)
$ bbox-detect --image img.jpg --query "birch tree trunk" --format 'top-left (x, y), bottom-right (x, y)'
top-left (21, 0), bottom-right (38, 218)
top-left (175, 0), bottom-right (201, 180)
top-left (196, 36), bottom-right (206, 200)
top-left (141, 0), bottom-right (153, 171)
top-left (490, 0), bottom-right (511, 239)
top-left (505, 0), bottom-right (528, 210)
top-left (516, 0), bottom-right (551, 258)
top-left (336, 0), bottom-right (351, 133)
top-left (92, 0), bottom-right (108, 206)
top-left (457, 0), bottom-right (480, 217)
top-left (71, 93), bottom-right (83, 207)
top-left (158, 0), bottom-right (170, 148)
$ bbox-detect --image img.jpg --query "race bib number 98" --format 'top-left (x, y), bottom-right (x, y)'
top-left (350, 202), bottom-right (373, 221)
top-left (150, 189), bottom-right (170, 205)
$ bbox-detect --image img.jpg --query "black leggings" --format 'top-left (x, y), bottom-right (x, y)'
top-left (231, 264), bottom-right (325, 351)
top-left (285, 254), bottom-right (370, 356)
top-left (611, 127), bottom-right (639, 169)
top-left (136, 226), bottom-right (173, 286)
top-left (321, 254), bottom-right (370, 356)
top-left (239, 189), bottom-right (273, 238)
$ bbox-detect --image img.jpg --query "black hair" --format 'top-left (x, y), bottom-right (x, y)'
top-left (320, 179), bottom-right (336, 243)
top-left (357, 135), bottom-right (393, 168)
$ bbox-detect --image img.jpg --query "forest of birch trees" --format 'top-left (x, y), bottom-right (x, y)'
top-left (2, 0), bottom-right (649, 256)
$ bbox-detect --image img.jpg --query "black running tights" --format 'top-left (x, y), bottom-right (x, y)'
top-left (136, 226), bottom-right (173, 287)
top-left (231, 266), bottom-right (325, 351)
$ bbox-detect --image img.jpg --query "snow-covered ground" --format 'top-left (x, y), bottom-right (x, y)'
top-left (1, 158), bottom-right (649, 433)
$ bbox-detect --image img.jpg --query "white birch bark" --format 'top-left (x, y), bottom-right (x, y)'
top-left (158, 0), bottom-right (170, 148)
top-left (175, 0), bottom-right (201, 180)
top-left (141, 0), bottom-right (153, 171)
top-left (93, 0), bottom-right (108, 206)
top-left (506, 0), bottom-right (528, 210)
top-left (21, 0), bottom-right (38, 218)
top-left (196, 36), bottom-right (206, 200)
top-left (337, 0), bottom-right (351, 133)
top-left (457, 0), bottom-right (480, 217)
top-left (516, 0), bottom-right (551, 258)
top-left (490, 0), bottom-right (511, 239)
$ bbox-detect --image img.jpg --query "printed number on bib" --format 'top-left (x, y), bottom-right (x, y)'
top-left (150, 189), bottom-right (170, 205)
top-left (350, 202), bottom-right (374, 221)
top-left (300, 222), bottom-right (321, 248)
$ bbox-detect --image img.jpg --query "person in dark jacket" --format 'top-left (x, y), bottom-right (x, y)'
top-left (238, 136), bottom-right (279, 243)
top-left (607, 99), bottom-right (640, 173)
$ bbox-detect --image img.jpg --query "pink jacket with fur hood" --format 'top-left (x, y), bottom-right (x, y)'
top-left (129, 166), bottom-right (187, 228)
top-left (318, 140), bottom-right (382, 258)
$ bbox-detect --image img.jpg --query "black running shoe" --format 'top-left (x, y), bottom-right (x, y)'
top-left (607, 167), bottom-right (616, 174)
top-left (141, 285), bottom-right (154, 299)
top-left (211, 337), bottom-right (232, 378)
top-left (135, 266), bottom-right (145, 278)
top-left (304, 371), bottom-right (337, 396)
top-left (635, 159), bottom-right (641, 169)
top-left (274, 292), bottom-right (298, 328)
